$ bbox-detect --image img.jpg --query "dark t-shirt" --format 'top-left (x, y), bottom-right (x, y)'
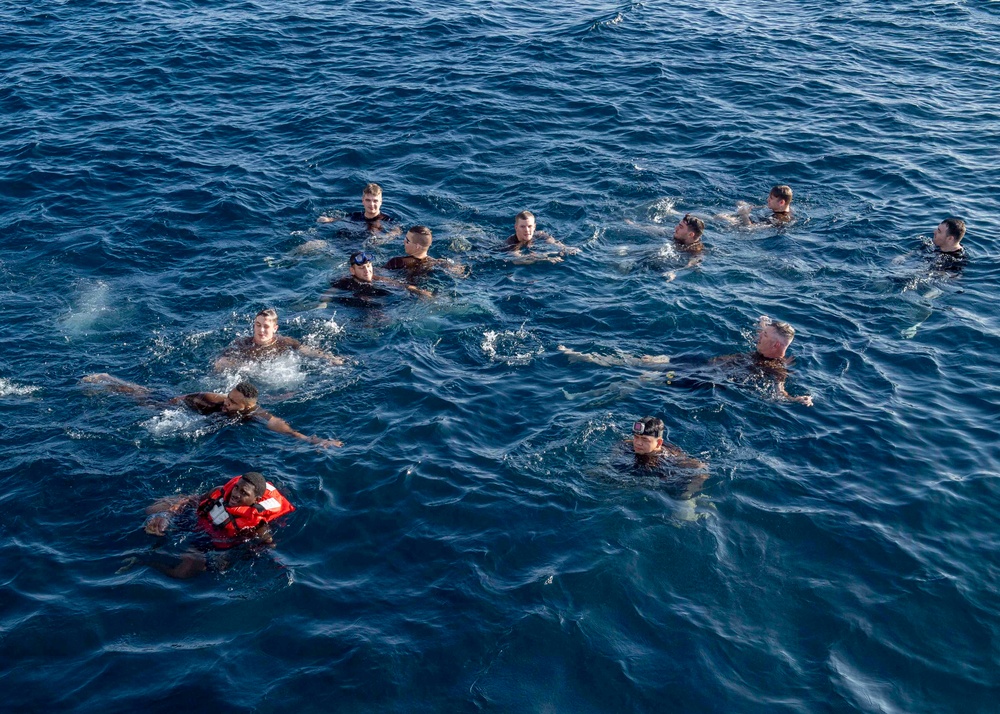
top-left (503, 231), bottom-right (553, 252)
top-left (348, 211), bottom-right (394, 229)
top-left (328, 276), bottom-right (392, 308)
top-left (221, 335), bottom-right (301, 361)
top-left (384, 255), bottom-right (431, 272)
top-left (611, 442), bottom-right (705, 498)
top-left (929, 247), bottom-right (967, 273)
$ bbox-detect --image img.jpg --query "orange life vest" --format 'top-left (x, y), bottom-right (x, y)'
top-left (197, 475), bottom-right (295, 548)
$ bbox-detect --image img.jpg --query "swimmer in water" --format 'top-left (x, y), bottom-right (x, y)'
top-left (81, 374), bottom-right (344, 446)
top-left (705, 316), bottom-right (813, 405)
top-left (214, 308), bottom-right (345, 372)
top-left (928, 217), bottom-right (968, 272)
top-left (318, 251), bottom-right (432, 309)
top-left (317, 182), bottom-right (400, 235)
top-left (502, 210), bottom-right (579, 265)
top-left (559, 316), bottom-right (813, 406)
top-left (142, 471), bottom-right (294, 578)
top-left (723, 184), bottom-right (793, 226)
top-left (618, 416), bottom-right (707, 498)
top-left (383, 225), bottom-right (468, 277)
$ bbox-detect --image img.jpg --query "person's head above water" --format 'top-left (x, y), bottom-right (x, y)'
top-left (933, 217), bottom-right (966, 252)
top-left (631, 416), bottom-right (665, 455)
top-left (405, 225), bottom-right (433, 258)
top-left (222, 381), bottom-right (259, 417)
top-left (755, 316), bottom-right (796, 360)
top-left (513, 210), bottom-right (536, 244)
top-left (349, 251), bottom-right (375, 282)
top-left (674, 213), bottom-right (705, 245)
top-left (767, 185), bottom-right (793, 214)
top-left (252, 308), bottom-right (279, 346)
top-left (362, 183), bottom-right (383, 218)
top-left (228, 471), bottom-right (267, 507)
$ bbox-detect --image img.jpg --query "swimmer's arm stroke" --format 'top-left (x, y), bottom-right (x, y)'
top-left (774, 379), bottom-right (813, 407)
top-left (543, 234), bottom-right (580, 255)
top-left (294, 343), bottom-right (346, 365)
top-left (373, 274), bottom-right (433, 298)
top-left (144, 492), bottom-right (200, 536)
top-left (253, 408), bottom-right (344, 448)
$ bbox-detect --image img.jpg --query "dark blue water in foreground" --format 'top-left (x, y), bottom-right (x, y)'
top-left (2, 1), bottom-right (999, 711)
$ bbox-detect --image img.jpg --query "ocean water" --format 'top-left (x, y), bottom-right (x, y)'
top-left (2, 1), bottom-right (999, 711)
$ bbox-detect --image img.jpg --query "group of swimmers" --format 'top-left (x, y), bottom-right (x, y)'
top-left (84, 181), bottom-right (970, 577)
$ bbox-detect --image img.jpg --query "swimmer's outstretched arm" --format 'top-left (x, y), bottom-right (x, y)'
top-left (295, 343), bottom-right (346, 365)
top-left (374, 275), bottom-right (433, 298)
top-left (254, 409), bottom-right (343, 448)
top-left (144, 492), bottom-right (200, 535)
top-left (774, 379), bottom-right (813, 407)
top-left (81, 373), bottom-right (149, 396)
top-left (543, 234), bottom-right (579, 256)
top-left (316, 214), bottom-right (339, 224)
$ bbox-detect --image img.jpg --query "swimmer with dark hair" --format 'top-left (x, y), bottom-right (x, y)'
top-left (81, 373), bottom-right (343, 447)
top-left (502, 210), bottom-right (579, 265)
top-left (928, 217), bottom-right (968, 272)
top-left (214, 308), bottom-right (344, 372)
top-left (318, 250), bottom-right (432, 309)
top-left (719, 184), bottom-right (794, 226)
top-left (620, 416), bottom-right (707, 498)
top-left (384, 226), bottom-right (468, 277)
top-left (141, 471), bottom-right (295, 579)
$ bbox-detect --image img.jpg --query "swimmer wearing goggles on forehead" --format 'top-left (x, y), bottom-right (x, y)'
top-left (317, 251), bottom-right (432, 308)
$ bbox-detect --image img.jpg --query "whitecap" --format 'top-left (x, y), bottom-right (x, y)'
top-left (141, 408), bottom-right (216, 440)
top-left (0, 378), bottom-right (40, 397)
top-left (481, 327), bottom-right (544, 366)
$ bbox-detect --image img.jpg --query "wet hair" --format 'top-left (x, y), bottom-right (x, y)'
top-left (769, 185), bottom-right (793, 204)
top-left (233, 381), bottom-right (259, 401)
top-left (255, 308), bottom-right (278, 323)
top-left (770, 321), bottom-right (796, 344)
top-left (241, 471), bottom-right (267, 499)
top-left (408, 225), bottom-right (433, 244)
top-left (362, 182), bottom-right (382, 197)
top-left (515, 210), bottom-right (535, 223)
top-left (634, 417), bottom-right (664, 439)
top-left (681, 213), bottom-right (705, 239)
top-left (941, 217), bottom-right (966, 242)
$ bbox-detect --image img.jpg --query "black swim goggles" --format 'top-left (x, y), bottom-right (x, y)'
top-left (350, 252), bottom-right (374, 266)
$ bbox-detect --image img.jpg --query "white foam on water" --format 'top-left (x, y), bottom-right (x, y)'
top-left (141, 408), bottom-right (216, 440)
top-left (0, 378), bottom-right (40, 396)
top-left (480, 327), bottom-right (544, 366)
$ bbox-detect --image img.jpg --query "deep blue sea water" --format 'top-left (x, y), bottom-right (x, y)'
top-left (2, 0), bottom-right (999, 711)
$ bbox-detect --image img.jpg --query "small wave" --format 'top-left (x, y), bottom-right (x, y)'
top-left (141, 408), bottom-right (217, 440)
top-left (0, 378), bottom-right (40, 397)
top-left (481, 327), bottom-right (544, 366)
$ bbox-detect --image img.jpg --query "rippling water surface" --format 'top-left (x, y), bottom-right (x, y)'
top-left (2, 1), bottom-right (999, 711)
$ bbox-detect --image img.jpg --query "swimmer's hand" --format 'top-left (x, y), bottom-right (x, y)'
top-left (561, 246), bottom-right (581, 256)
top-left (791, 395), bottom-right (813, 407)
top-left (317, 214), bottom-right (336, 223)
top-left (145, 514), bottom-right (170, 536)
top-left (316, 301), bottom-right (329, 310)
top-left (407, 285), bottom-right (433, 298)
